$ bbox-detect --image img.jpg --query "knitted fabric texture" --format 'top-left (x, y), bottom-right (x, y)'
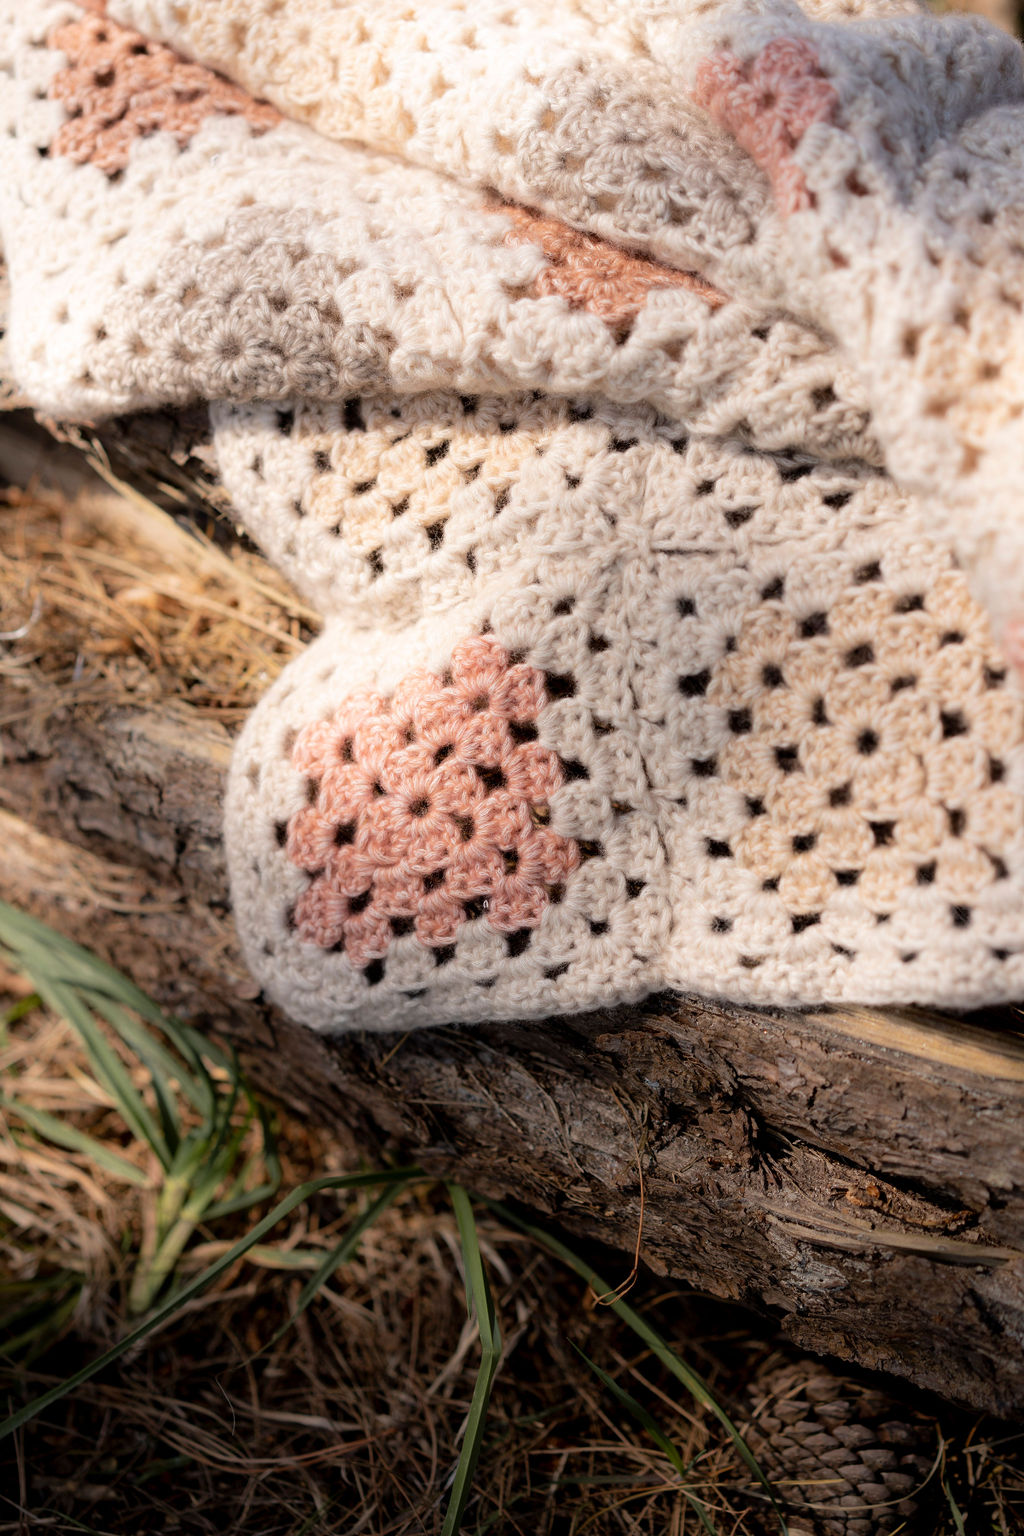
top-left (4, 0), bottom-right (1024, 1031)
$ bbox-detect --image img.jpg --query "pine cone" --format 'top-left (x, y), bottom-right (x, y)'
top-left (737, 1357), bottom-right (934, 1536)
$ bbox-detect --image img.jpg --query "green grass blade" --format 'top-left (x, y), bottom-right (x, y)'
top-left (441, 1185), bottom-right (502, 1536)
top-left (0, 1092), bottom-right (151, 1188)
top-left (80, 994), bottom-right (189, 1140)
top-left (482, 1198), bottom-right (787, 1535)
top-left (941, 1455), bottom-right (968, 1536)
top-left (203, 1116), bottom-right (281, 1220)
top-left (571, 1343), bottom-right (717, 1533)
top-left (1, 991), bottom-right (41, 1030)
top-left (571, 1342), bottom-right (689, 1476)
top-left (22, 974), bottom-right (168, 1167)
top-left (0, 1166), bottom-right (424, 1442)
top-left (264, 1182), bottom-right (407, 1351)
top-left (0, 903), bottom-right (170, 1031)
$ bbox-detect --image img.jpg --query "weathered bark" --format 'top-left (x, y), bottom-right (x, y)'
top-left (2, 357), bottom-right (1024, 1417)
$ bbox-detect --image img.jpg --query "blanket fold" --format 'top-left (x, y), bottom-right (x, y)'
top-left (5, 0), bottom-right (1024, 1030)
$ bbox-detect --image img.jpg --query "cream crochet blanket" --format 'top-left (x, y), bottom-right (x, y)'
top-left (4, 0), bottom-right (1024, 1030)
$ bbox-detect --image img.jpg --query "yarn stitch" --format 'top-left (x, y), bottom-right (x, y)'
top-left (4, 0), bottom-right (1024, 1032)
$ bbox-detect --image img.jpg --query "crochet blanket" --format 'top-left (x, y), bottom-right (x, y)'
top-left (5, 0), bottom-right (1024, 1031)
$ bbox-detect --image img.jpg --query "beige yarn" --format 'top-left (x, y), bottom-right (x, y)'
top-left (4, 0), bottom-right (1024, 1031)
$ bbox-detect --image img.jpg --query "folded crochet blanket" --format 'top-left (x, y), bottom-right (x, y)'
top-left (5, 0), bottom-right (1024, 1029)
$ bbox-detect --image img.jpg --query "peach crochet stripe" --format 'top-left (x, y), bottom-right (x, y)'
top-left (285, 636), bottom-right (580, 969)
top-left (499, 205), bottom-right (727, 330)
top-left (48, 9), bottom-right (279, 176)
top-left (693, 39), bottom-right (838, 216)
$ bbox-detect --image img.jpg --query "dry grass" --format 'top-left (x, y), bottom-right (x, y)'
top-left (1, 989), bottom-right (1023, 1536)
top-left (0, 474), bottom-right (314, 731)
top-left (0, 996), bottom-right (775, 1536)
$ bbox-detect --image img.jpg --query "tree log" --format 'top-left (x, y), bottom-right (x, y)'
top-left (2, 369), bottom-right (1024, 1417)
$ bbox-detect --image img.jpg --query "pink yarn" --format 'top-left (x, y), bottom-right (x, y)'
top-left (285, 636), bottom-right (580, 968)
top-left (694, 39), bottom-right (838, 216)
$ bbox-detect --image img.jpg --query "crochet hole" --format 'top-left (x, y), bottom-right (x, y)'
top-left (792, 912), bottom-right (820, 933)
top-left (334, 822), bottom-right (355, 846)
top-left (951, 905), bottom-right (972, 929)
top-left (678, 670), bottom-right (710, 697)
top-left (941, 710), bottom-right (968, 738)
top-left (706, 839), bottom-right (732, 859)
top-left (829, 782), bottom-right (852, 807)
top-left (774, 745), bottom-right (799, 773)
top-left (724, 506), bottom-right (755, 529)
top-left (950, 808), bottom-right (966, 836)
top-left (854, 561), bottom-right (882, 584)
top-left (844, 643), bottom-right (874, 668)
top-left (917, 861), bottom-right (936, 885)
top-left (870, 821), bottom-right (895, 847)
top-left (728, 708), bottom-right (752, 734)
top-left (506, 929), bottom-right (532, 957)
top-left (545, 673), bottom-right (576, 700)
top-left (835, 869), bottom-right (860, 886)
top-left (856, 729), bottom-right (880, 755)
top-left (761, 576), bottom-right (785, 601)
top-left (792, 833), bottom-right (817, 853)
